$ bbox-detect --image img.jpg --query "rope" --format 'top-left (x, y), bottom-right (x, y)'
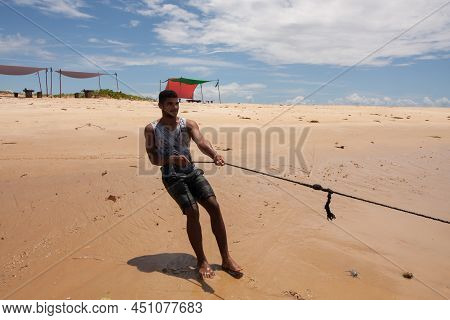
top-left (193, 161), bottom-right (449, 225)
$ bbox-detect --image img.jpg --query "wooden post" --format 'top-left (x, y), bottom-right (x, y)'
top-left (115, 73), bottom-right (118, 92)
top-left (45, 68), bottom-right (48, 97)
top-left (37, 71), bottom-right (42, 92)
top-left (159, 80), bottom-right (161, 92)
top-left (50, 67), bottom-right (53, 97)
top-left (59, 69), bottom-right (62, 98)
top-left (217, 80), bottom-right (222, 104)
top-left (98, 74), bottom-right (101, 90)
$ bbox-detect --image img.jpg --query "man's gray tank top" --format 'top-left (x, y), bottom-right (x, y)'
top-left (150, 117), bottom-right (196, 177)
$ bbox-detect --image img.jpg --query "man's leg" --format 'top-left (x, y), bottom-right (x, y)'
top-left (184, 204), bottom-right (214, 279)
top-left (198, 196), bottom-right (243, 276)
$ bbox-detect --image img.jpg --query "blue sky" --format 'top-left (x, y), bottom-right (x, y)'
top-left (0, 0), bottom-right (449, 106)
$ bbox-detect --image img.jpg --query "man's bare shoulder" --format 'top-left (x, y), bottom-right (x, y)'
top-left (144, 119), bottom-right (160, 134)
top-left (144, 123), bottom-right (153, 131)
top-left (185, 118), bottom-right (199, 129)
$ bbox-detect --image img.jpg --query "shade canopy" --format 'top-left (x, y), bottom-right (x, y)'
top-left (56, 70), bottom-right (105, 79)
top-left (164, 77), bottom-right (215, 100)
top-left (165, 80), bottom-right (198, 99)
top-left (168, 77), bottom-right (211, 85)
top-left (0, 64), bottom-right (47, 76)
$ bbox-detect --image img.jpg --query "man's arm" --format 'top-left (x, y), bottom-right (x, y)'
top-left (144, 124), bottom-right (164, 166)
top-left (186, 119), bottom-right (225, 166)
top-left (144, 124), bottom-right (190, 167)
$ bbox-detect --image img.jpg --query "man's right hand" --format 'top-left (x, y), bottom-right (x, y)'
top-left (168, 155), bottom-right (191, 167)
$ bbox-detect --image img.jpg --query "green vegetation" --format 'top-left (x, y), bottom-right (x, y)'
top-left (2, 89), bottom-right (155, 101)
top-left (93, 89), bottom-right (154, 101)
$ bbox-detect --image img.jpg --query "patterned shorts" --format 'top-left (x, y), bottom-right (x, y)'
top-left (162, 168), bottom-right (215, 214)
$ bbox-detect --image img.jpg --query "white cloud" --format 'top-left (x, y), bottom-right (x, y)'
top-left (330, 93), bottom-right (416, 106)
top-left (131, 0), bottom-right (450, 66)
top-left (86, 38), bottom-right (132, 48)
top-left (121, 19), bottom-right (141, 28)
top-left (329, 93), bottom-right (450, 106)
top-left (136, 1), bottom-right (199, 26)
top-left (435, 97), bottom-right (450, 106)
top-left (105, 39), bottom-right (132, 47)
top-left (12, 0), bottom-right (93, 19)
top-left (423, 96), bottom-right (450, 107)
top-left (423, 96), bottom-right (434, 105)
top-left (335, 93), bottom-right (392, 105)
top-left (87, 54), bottom-right (240, 69)
top-left (415, 53), bottom-right (450, 60)
top-left (129, 19), bottom-right (140, 27)
top-left (201, 82), bottom-right (266, 102)
top-left (0, 33), bottom-right (54, 60)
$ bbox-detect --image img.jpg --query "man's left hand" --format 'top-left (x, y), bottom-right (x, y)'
top-left (213, 154), bottom-right (225, 166)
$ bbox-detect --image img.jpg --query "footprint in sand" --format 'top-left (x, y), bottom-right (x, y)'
top-left (92, 215), bottom-right (106, 222)
top-left (282, 290), bottom-right (305, 300)
top-left (106, 195), bottom-right (120, 202)
top-left (247, 277), bottom-right (258, 288)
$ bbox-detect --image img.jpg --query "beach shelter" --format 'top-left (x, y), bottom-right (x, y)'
top-left (55, 69), bottom-right (119, 97)
top-left (161, 77), bottom-right (221, 103)
top-left (0, 64), bottom-right (49, 96)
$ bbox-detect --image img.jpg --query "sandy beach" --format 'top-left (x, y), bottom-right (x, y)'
top-left (0, 96), bottom-right (449, 300)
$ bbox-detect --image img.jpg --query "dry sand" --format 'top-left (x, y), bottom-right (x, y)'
top-left (0, 96), bottom-right (449, 300)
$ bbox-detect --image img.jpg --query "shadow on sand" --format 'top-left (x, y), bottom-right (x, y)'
top-left (127, 252), bottom-right (224, 298)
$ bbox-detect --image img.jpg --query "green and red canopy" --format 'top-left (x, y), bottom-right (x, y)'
top-left (163, 77), bottom-right (220, 102)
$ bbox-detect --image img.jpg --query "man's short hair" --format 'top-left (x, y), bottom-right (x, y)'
top-left (159, 90), bottom-right (178, 104)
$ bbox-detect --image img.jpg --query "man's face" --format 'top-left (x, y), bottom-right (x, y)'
top-left (159, 97), bottom-right (179, 117)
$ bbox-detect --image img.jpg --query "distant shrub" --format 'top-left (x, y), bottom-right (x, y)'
top-left (94, 89), bottom-right (155, 101)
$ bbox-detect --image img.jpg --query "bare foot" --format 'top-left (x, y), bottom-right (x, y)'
top-left (222, 256), bottom-right (243, 279)
top-left (198, 260), bottom-right (215, 279)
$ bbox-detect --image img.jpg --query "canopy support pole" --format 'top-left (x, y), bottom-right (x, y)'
top-left (59, 69), bottom-right (62, 98)
top-left (45, 68), bottom-right (48, 97)
top-left (115, 73), bottom-right (119, 92)
top-left (217, 80), bottom-right (222, 104)
top-left (200, 84), bottom-right (204, 103)
top-left (159, 80), bottom-right (161, 92)
top-left (98, 74), bottom-right (101, 90)
top-left (50, 68), bottom-right (53, 97)
top-left (37, 71), bottom-right (42, 92)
